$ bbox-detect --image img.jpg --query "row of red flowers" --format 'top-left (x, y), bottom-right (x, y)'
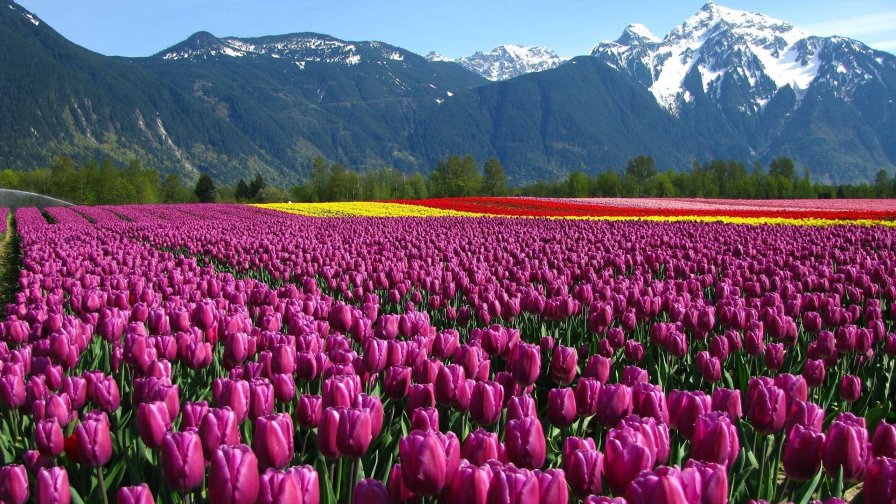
top-left (389, 197), bottom-right (896, 221)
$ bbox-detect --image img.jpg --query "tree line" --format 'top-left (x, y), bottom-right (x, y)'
top-left (1, 155), bottom-right (895, 206)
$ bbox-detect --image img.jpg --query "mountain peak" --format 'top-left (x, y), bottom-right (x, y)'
top-left (617, 24), bottom-right (660, 45)
top-left (457, 44), bottom-right (564, 81)
top-left (4, 0), bottom-right (41, 27)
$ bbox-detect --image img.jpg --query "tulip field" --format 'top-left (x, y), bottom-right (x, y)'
top-left (1, 198), bottom-right (896, 504)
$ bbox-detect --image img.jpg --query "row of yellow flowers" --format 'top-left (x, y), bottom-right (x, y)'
top-left (256, 202), bottom-right (896, 227)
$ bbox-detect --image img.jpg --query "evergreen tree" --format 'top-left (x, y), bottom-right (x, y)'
top-left (625, 156), bottom-right (657, 196)
top-left (248, 174), bottom-right (266, 199)
top-left (235, 179), bottom-right (250, 200)
top-left (483, 158), bottom-right (507, 196)
top-left (194, 174), bottom-right (216, 203)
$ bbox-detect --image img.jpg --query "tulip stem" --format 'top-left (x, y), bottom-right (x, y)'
top-left (97, 466), bottom-right (109, 504)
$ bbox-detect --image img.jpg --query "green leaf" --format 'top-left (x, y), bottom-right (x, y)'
top-left (316, 456), bottom-right (337, 504)
top-left (70, 486), bottom-right (86, 504)
top-left (794, 470), bottom-right (823, 504)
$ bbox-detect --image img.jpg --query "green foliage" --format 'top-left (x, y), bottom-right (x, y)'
top-left (483, 158), bottom-right (508, 196)
top-left (428, 155), bottom-right (483, 197)
top-left (194, 173), bottom-right (216, 203)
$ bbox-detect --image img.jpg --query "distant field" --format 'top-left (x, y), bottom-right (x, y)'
top-left (258, 197), bottom-right (896, 225)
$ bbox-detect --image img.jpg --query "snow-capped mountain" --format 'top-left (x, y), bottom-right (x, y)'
top-left (592, 2), bottom-right (895, 115)
top-left (156, 31), bottom-right (411, 67)
top-left (428, 45), bottom-right (565, 81)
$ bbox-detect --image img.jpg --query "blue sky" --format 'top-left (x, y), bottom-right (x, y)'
top-left (15, 0), bottom-right (896, 58)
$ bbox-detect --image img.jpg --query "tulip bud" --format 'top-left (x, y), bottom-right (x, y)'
top-left (547, 388), bottom-right (577, 428)
top-left (161, 429), bottom-right (205, 492)
top-left (632, 382), bottom-right (669, 423)
top-left (0, 464), bottom-right (29, 504)
top-left (691, 412), bottom-right (739, 469)
top-left (254, 413), bottom-right (294, 469)
top-left (802, 359), bottom-right (826, 388)
top-left (36, 467), bottom-right (71, 504)
top-left (550, 346), bottom-right (578, 385)
top-left (75, 411), bottom-right (113, 467)
top-left (257, 468), bottom-right (299, 504)
top-left (208, 444), bottom-right (260, 504)
top-left (839, 375), bottom-right (861, 403)
top-left (470, 380), bottom-right (503, 426)
top-left (462, 428), bottom-right (505, 465)
top-left (199, 407), bottom-right (240, 459)
top-left (136, 401), bottom-right (172, 449)
top-left (872, 421), bottom-right (896, 458)
top-left (410, 407), bottom-right (439, 432)
top-left (286, 466), bottom-right (321, 504)
top-left (596, 383), bottom-right (632, 427)
top-left (399, 430), bottom-right (460, 496)
top-left (352, 478), bottom-right (390, 504)
top-left (505, 416), bottom-right (547, 469)
top-left (668, 389), bottom-right (711, 439)
top-left (864, 457), bottom-right (896, 504)
top-left (508, 342), bottom-right (541, 386)
top-left (786, 400), bottom-right (825, 433)
top-left (575, 378), bottom-right (602, 418)
top-left (486, 466), bottom-right (541, 504)
top-left (34, 419), bottom-right (64, 457)
top-left (582, 355), bottom-right (611, 383)
top-left (822, 413), bottom-right (869, 482)
top-left (604, 427), bottom-right (654, 495)
top-left (783, 424), bottom-right (825, 480)
top-left (446, 463), bottom-right (492, 504)
top-left (746, 378), bottom-right (786, 435)
top-left (567, 448), bottom-right (603, 498)
top-left (296, 394), bottom-right (322, 429)
top-left (116, 484), bottom-right (154, 504)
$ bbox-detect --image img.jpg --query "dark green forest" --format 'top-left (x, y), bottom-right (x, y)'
top-left (2, 155), bottom-right (895, 206)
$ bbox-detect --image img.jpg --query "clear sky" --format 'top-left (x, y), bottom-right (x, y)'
top-left (14, 0), bottom-right (896, 58)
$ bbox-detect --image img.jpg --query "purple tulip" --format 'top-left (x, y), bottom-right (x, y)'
top-left (199, 407), bottom-right (240, 459)
top-left (447, 463), bottom-right (492, 504)
top-left (684, 459), bottom-right (728, 504)
top-left (399, 430), bottom-right (460, 496)
top-left (668, 389), bottom-right (711, 439)
top-left (872, 421), bottom-right (896, 458)
top-left (462, 428), bottom-right (505, 465)
top-left (505, 416), bottom-right (547, 469)
top-left (774, 373), bottom-right (808, 408)
top-left (435, 364), bottom-right (466, 408)
top-left (596, 383), bottom-right (633, 427)
top-left (34, 419), bottom-right (64, 457)
top-left (337, 407), bottom-right (374, 458)
top-left (582, 355), bottom-right (611, 383)
top-left (116, 484), bottom-right (154, 504)
top-left (632, 382), bottom-right (669, 423)
top-left (208, 444), bottom-right (260, 504)
top-left (296, 394), bottom-right (322, 429)
top-left (626, 465), bottom-right (697, 504)
top-left (161, 429), bottom-right (205, 492)
top-left (75, 411), bottom-right (113, 467)
top-left (254, 413), bottom-right (294, 469)
top-left (746, 378), bottom-right (787, 435)
top-left (710, 388), bottom-right (742, 419)
top-left (136, 401), bottom-right (172, 449)
top-left (214, 378), bottom-right (250, 424)
top-left (783, 424), bottom-right (825, 480)
top-left (0, 464), bottom-right (29, 504)
top-left (179, 401), bottom-right (209, 430)
top-left (786, 400), bottom-right (825, 433)
top-left (249, 378), bottom-right (275, 420)
top-left (405, 383), bottom-right (435, 415)
top-left (839, 374), bottom-right (861, 402)
top-left (566, 448), bottom-right (603, 498)
top-left (802, 359), bottom-right (826, 388)
top-left (257, 468), bottom-right (299, 504)
top-left (36, 467), bottom-right (71, 504)
top-left (864, 456), bottom-right (896, 504)
top-left (546, 387), bottom-right (577, 428)
top-left (534, 468), bottom-right (567, 504)
top-left (508, 342), bottom-right (541, 386)
top-left (691, 412), bottom-right (740, 469)
top-left (550, 345), bottom-right (578, 385)
top-left (823, 413), bottom-right (869, 482)
top-left (486, 466), bottom-right (540, 504)
top-left (470, 380), bottom-right (504, 426)
top-left (574, 377), bottom-right (602, 418)
top-left (0, 374), bottom-right (26, 409)
top-left (604, 426), bottom-right (654, 495)
top-left (352, 478), bottom-right (391, 504)
top-left (506, 394), bottom-right (537, 422)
